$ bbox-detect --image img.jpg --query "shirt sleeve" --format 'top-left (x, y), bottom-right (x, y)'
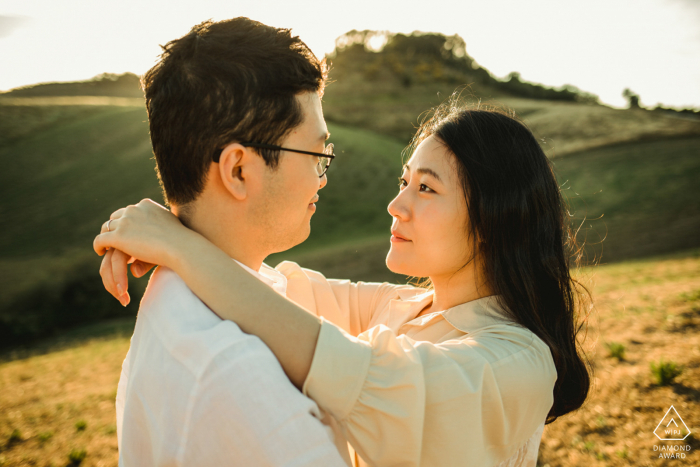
top-left (302, 319), bottom-right (556, 467)
top-left (180, 333), bottom-right (349, 467)
top-left (276, 261), bottom-right (421, 336)
top-left (324, 278), bottom-right (413, 336)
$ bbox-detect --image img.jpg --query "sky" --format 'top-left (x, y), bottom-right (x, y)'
top-left (1, 0), bottom-right (699, 109)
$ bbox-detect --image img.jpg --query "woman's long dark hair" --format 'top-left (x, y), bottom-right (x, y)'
top-left (410, 96), bottom-right (592, 424)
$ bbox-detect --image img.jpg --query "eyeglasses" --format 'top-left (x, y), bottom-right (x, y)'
top-left (213, 142), bottom-right (335, 177)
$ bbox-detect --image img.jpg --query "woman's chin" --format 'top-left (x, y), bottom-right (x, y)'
top-left (386, 253), bottom-right (420, 276)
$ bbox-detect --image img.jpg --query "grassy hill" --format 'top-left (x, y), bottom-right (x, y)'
top-left (1, 29), bottom-right (699, 343)
top-left (1, 92), bottom-right (699, 347)
top-left (321, 75), bottom-right (700, 157)
top-left (1, 250), bottom-right (698, 466)
top-left (1, 73), bottom-right (143, 98)
top-left (0, 99), bottom-right (409, 344)
top-left (320, 31), bottom-right (700, 150)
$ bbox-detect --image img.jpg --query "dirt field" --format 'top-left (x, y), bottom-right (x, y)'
top-left (1, 250), bottom-right (698, 466)
top-left (539, 251), bottom-right (700, 466)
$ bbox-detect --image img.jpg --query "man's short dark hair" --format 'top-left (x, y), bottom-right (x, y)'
top-left (142, 17), bottom-right (327, 206)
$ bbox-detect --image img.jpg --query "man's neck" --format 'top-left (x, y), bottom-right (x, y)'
top-left (173, 204), bottom-right (268, 273)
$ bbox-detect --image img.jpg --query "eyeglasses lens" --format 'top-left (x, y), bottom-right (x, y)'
top-left (317, 143), bottom-right (334, 176)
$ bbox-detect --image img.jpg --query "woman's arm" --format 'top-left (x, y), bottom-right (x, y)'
top-left (171, 237), bottom-right (323, 389)
top-left (94, 200), bottom-right (323, 389)
top-left (276, 261), bottom-right (423, 337)
top-left (302, 323), bottom-right (557, 466)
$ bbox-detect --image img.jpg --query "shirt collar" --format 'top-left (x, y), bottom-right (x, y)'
top-left (234, 260), bottom-right (288, 297)
top-left (393, 290), bottom-right (513, 333)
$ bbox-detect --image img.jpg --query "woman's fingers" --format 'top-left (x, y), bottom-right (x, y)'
top-left (100, 249), bottom-right (119, 300)
top-left (100, 218), bottom-right (120, 235)
top-left (94, 197), bottom-right (184, 269)
top-left (111, 249), bottom-right (131, 306)
top-left (94, 231), bottom-right (114, 256)
top-left (110, 207), bottom-right (126, 220)
top-left (131, 260), bottom-right (156, 278)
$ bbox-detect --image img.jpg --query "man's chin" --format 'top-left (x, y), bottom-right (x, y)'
top-left (270, 225), bottom-right (311, 255)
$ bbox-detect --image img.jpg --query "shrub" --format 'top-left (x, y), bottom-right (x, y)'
top-left (605, 342), bottom-right (626, 360)
top-left (680, 290), bottom-right (700, 302)
top-left (37, 431), bottom-right (53, 442)
top-left (75, 420), bottom-right (87, 431)
top-left (67, 449), bottom-right (87, 465)
top-left (650, 359), bottom-right (684, 385)
top-left (8, 429), bottom-right (22, 443)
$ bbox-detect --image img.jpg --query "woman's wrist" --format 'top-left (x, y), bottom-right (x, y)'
top-left (165, 227), bottom-right (209, 274)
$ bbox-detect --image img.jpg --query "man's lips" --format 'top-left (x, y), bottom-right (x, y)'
top-left (308, 195), bottom-right (319, 211)
top-left (390, 230), bottom-right (411, 242)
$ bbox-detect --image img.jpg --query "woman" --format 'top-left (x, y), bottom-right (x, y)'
top-left (94, 101), bottom-right (592, 467)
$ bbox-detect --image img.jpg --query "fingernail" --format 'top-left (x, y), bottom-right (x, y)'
top-left (117, 284), bottom-right (124, 296)
top-left (119, 295), bottom-right (128, 307)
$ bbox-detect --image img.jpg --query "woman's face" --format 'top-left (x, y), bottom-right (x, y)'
top-left (386, 135), bottom-right (473, 278)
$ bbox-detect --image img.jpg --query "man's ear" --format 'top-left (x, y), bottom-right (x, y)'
top-left (217, 143), bottom-right (250, 201)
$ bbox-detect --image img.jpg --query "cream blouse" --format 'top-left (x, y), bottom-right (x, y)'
top-left (275, 261), bottom-right (558, 467)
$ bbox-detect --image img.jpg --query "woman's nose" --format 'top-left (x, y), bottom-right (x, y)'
top-left (387, 191), bottom-right (409, 220)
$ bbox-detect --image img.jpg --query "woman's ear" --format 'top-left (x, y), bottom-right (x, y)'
top-left (217, 143), bottom-right (249, 201)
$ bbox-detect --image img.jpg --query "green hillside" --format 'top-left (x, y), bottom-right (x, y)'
top-left (0, 101), bottom-right (408, 345)
top-left (321, 31), bottom-right (700, 151)
top-left (270, 137), bottom-right (700, 280)
top-left (1, 29), bottom-right (699, 345)
top-left (2, 95), bottom-right (699, 347)
top-left (2, 73), bottom-right (143, 98)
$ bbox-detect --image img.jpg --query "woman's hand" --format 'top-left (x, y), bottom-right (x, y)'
top-left (98, 248), bottom-right (155, 306)
top-left (93, 199), bottom-right (198, 305)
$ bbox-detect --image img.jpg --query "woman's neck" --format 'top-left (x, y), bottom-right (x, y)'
top-left (425, 263), bottom-right (494, 315)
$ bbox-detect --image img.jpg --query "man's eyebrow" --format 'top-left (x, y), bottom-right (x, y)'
top-left (403, 163), bottom-right (442, 182)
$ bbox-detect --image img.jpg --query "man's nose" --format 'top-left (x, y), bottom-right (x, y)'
top-left (319, 172), bottom-right (328, 190)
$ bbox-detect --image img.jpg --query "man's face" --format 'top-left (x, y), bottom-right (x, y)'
top-left (251, 91), bottom-right (329, 253)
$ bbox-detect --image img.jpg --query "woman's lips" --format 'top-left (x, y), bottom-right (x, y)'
top-left (390, 231), bottom-right (411, 242)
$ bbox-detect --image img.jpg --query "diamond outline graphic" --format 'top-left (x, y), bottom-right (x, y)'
top-left (654, 405), bottom-right (691, 441)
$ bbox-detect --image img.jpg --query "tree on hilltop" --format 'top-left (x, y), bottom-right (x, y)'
top-left (623, 88), bottom-right (641, 109)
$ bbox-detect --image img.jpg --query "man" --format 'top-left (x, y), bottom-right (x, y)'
top-left (99, 17), bottom-right (349, 466)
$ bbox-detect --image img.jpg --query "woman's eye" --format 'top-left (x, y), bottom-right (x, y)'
top-left (398, 177), bottom-right (407, 188)
top-left (419, 184), bottom-right (433, 193)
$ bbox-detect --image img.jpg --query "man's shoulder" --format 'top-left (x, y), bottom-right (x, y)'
top-left (140, 266), bottom-right (223, 330)
top-left (132, 266), bottom-right (257, 378)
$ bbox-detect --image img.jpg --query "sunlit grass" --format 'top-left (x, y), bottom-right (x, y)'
top-left (2, 248), bottom-right (698, 466)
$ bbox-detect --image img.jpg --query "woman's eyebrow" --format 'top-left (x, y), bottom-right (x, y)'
top-left (403, 163), bottom-right (442, 183)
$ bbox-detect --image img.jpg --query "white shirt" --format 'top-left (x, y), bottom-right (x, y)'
top-left (115, 262), bottom-right (348, 467)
